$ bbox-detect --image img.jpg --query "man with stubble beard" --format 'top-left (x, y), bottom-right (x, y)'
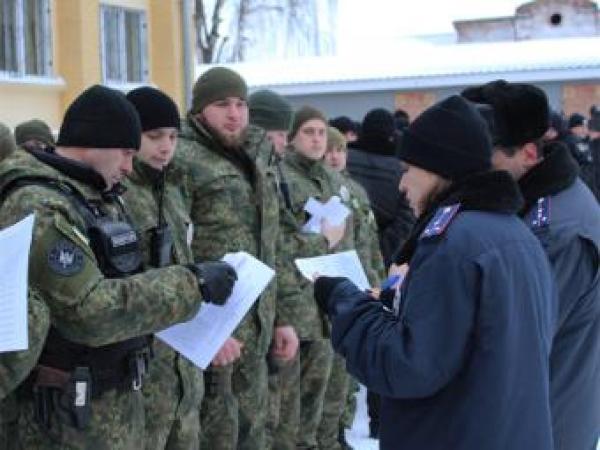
top-left (174, 67), bottom-right (299, 449)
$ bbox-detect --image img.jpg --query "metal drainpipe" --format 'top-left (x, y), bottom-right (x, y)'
top-left (181, 0), bottom-right (193, 111)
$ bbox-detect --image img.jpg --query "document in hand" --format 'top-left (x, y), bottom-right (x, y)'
top-left (0, 214), bottom-right (35, 353)
top-left (302, 196), bottom-right (350, 234)
top-left (156, 251), bottom-right (275, 369)
top-left (294, 250), bottom-right (370, 291)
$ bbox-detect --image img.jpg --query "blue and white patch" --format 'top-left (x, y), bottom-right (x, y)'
top-left (420, 203), bottom-right (461, 239)
top-left (529, 197), bottom-right (550, 228)
top-left (48, 239), bottom-right (85, 276)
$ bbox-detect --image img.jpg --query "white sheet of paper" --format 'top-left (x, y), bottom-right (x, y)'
top-left (156, 251), bottom-right (275, 369)
top-left (302, 196), bottom-right (351, 233)
top-left (294, 250), bottom-right (370, 291)
top-left (0, 214), bottom-right (35, 353)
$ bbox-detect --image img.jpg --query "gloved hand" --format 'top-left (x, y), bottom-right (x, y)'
top-left (187, 261), bottom-right (237, 305)
top-left (313, 276), bottom-right (347, 314)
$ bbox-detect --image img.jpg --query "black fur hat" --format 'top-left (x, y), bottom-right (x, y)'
top-left (461, 80), bottom-right (549, 147)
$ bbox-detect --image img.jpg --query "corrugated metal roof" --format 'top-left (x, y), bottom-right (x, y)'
top-left (196, 36), bottom-right (600, 95)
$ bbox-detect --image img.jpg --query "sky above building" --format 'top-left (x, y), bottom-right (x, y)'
top-left (337, 0), bottom-right (527, 54)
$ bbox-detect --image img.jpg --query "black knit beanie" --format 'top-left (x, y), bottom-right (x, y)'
top-left (357, 108), bottom-right (398, 156)
top-left (329, 116), bottom-right (358, 135)
top-left (126, 86), bottom-right (181, 131)
top-left (191, 67), bottom-right (247, 114)
top-left (249, 89), bottom-right (293, 131)
top-left (15, 119), bottom-right (55, 146)
top-left (289, 106), bottom-right (327, 139)
top-left (461, 80), bottom-right (549, 147)
top-left (399, 95), bottom-right (492, 180)
top-left (57, 85), bottom-right (141, 150)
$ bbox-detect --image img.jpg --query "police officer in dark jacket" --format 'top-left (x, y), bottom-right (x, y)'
top-left (463, 80), bottom-right (600, 450)
top-left (346, 108), bottom-right (415, 267)
top-left (313, 95), bottom-right (556, 450)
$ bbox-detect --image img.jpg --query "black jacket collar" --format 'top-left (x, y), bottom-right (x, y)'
top-left (394, 170), bottom-right (523, 264)
top-left (517, 142), bottom-right (578, 216)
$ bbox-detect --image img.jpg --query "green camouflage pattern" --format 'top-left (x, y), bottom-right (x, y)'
top-left (0, 149), bottom-right (204, 449)
top-left (175, 117), bottom-right (281, 449)
top-left (122, 158), bottom-right (203, 450)
top-left (341, 377), bottom-right (359, 430)
top-left (0, 291), bottom-right (49, 450)
top-left (317, 352), bottom-right (350, 450)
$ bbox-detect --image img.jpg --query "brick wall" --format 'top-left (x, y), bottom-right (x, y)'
top-left (562, 82), bottom-right (600, 116)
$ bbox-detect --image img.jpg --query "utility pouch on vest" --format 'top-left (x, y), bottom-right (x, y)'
top-left (88, 219), bottom-right (142, 277)
top-left (150, 225), bottom-right (173, 268)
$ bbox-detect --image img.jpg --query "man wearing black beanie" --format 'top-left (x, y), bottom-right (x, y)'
top-left (463, 79), bottom-right (600, 450)
top-left (0, 85), bottom-right (235, 449)
top-left (312, 95), bottom-right (556, 450)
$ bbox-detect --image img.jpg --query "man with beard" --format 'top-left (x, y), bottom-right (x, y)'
top-left (462, 80), bottom-right (600, 450)
top-left (174, 67), bottom-right (299, 449)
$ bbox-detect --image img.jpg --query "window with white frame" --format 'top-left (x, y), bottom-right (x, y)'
top-left (0, 0), bottom-right (52, 77)
top-left (100, 5), bottom-right (148, 85)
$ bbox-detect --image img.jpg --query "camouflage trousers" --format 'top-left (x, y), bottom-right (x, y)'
top-left (200, 347), bottom-right (268, 450)
top-left (143, 341), bottom-right (203, 450)
top-left (341, 377), bottom-right (359, 430)
top-left (317, 352), bottom-right (350, 450)
top-left (0, 394), bottom-right (19, 450)
top-left (273, 339), bottom-right (333, 450)
top-left (15, 386), bottom-right (145, 449)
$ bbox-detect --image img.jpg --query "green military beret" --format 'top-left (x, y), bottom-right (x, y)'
top-left (249, 89), bottom-right (294, 132)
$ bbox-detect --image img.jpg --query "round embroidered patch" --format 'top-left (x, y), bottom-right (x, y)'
top-left (47, 239), bottom-right (85, 276)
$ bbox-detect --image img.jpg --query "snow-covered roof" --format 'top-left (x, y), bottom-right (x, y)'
top-left (196, 36), bottom-right (600, 95)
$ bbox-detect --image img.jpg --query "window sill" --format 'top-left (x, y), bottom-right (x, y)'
top-left (104, 81), bottom-right (152, 93)
top-left (0, 74), bottom-right (66, 90)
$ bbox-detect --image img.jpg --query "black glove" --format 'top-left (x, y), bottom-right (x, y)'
top-left (187, 261), bottom-right (237, 305)
top-left (314, 276), bottom-right (347, 314)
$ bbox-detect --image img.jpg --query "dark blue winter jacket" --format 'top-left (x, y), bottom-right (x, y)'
top-left (519, 144), bottom-right (600, 450)
top-left (317, 171), bottom-right (557, 450)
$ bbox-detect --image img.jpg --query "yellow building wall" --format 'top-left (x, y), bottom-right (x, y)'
top-left (0, 0), bottom-right (189, 131)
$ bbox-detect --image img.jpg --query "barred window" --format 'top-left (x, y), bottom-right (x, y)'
top-left (100, 5), bottom-right (148, 85)
top-left (0, 0), bottom-right (52, 77)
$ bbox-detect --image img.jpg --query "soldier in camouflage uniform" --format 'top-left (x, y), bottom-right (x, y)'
top-left (248, 88), bottom-right (296, 449)
top-left (123, 87), bottom-right (213, 450)
top-left (0, 85), bottom-right (236, 449)
top-left (275, 107), bottom-right (354, 450)
top-left (320, 127), bottom-right (386, 450)
top-left (174, 67), bottom-right (298, 450)
top-left (0, 291), bottom-right (50, 450)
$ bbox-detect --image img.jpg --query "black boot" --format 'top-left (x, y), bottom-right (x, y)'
top-left (338, 426), bottom-right (354, 450)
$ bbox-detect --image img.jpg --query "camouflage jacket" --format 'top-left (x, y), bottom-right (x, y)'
top-left (174, 117), bottom-right (280, 356)
top-left (122, 158), bottom-right (202, 416)
top-left (341, 170), bottom-right (385, 287)
top-left (0, 290), bottom-right (49, 401)
top-left (277, 149), bottom-right (355, 339)
top-left (0, 149), bottom-right (202, 348)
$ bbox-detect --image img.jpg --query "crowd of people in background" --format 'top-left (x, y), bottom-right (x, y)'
top-left (0, 69), bottom-right (597, 450)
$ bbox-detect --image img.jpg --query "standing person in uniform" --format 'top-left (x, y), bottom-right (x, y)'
top-left (321, 126), bottom-right (385, 450)
top-left (0, 291), bottom-right (50, 449)
top-left (463, 80), bottom-right (600, 450)
top-left (175, 67), bottom-right (298, 450)
top-left (313, 95), bottom-right (556, 450)
top-left (124, 86), bottom-right (220, 450)
top-left (249, 89), bottom-right (294, 157)
top-left (0, 85), bottom-right (236, 449)
top-left (247, 87), bottom-right (296, 449)
top-left (274, 106), bottom-right (351, 450)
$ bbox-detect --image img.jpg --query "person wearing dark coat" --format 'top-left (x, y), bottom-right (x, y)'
top-left (588, 107), bottom-right (600, 202)
top-left (313, 95), bottom-right (557, 450)
top-left (346, 108), bottom-right (414, 268)
top-left (463, 80), bottom-right (600, 450)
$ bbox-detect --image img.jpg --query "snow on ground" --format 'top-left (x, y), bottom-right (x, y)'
top-left (346, 385), bottom-right (378, 450)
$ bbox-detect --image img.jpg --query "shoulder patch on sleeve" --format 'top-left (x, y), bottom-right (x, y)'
top-left (47, 239), bottom-right (85, 276)
top-left (420, 203), bottom-right (461, 239)
top-left (528, 197), bottom-right (551, 229)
